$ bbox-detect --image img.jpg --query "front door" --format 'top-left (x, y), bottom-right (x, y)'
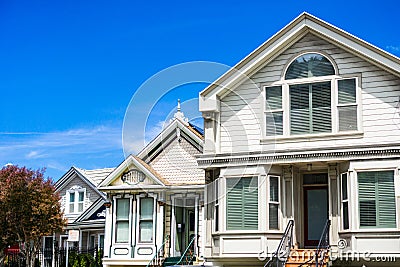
top-left (303, 174), bottom-right (328, 247)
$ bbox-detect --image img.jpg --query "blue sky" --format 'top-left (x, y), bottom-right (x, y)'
top-left (0, 0), bottom-right (399, 180)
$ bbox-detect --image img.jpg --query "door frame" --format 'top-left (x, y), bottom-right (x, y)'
top-left (303, 185), bottom-right (328, 247)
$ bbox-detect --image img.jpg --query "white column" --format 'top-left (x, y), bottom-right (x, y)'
top-left (194, 197), bottom-right (198, 256)
top-left (104, 203), bottom-right (112, 258)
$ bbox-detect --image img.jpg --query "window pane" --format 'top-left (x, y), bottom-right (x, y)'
top-left (139, 221), bottom-right (153, 242)
top-left (358, 171), bottom-right (396, 228)
top-left (78, 192), bottom-right (84, 201)
top-left (226, 177), bottom-right (258, 230)
top-left (290, 84), bottom-right (310, 134)
top-left (339, 106), bottom-right (357, 131)
top-left (341, 173), bottom-right (348, 200)
top-left (266, 112), bottom-right (283, 136)
top-left (285, 53), bottom-right (335, 80)
top-left (140, 198), bottom-right (154, 220)
top-left (266, 86), bottom-right (282, 110)
top-left (78, 203), bottom-right (83, 212)
top-left (311, 82), bottom-right (331, 133)
top-left (116, 221), bottom-right (129, 243)
top-left (269, 176), bottom-right (279, 202)
top-left (269, 203), bottom-right (279, 230)
top-left (343, 202), bottom-right (349, 230)
top-left (69, 192), bottom-right (75, 202)
top-left (338, 79), bottom-right (356, 104)
top-left (69, 203), bottom-right (74, 213)
top-left (117, 199), bottom-right (129, 220)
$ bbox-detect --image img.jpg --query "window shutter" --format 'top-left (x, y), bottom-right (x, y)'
top-left (311, 82), bottom-right (331, 133)
top-left (377, 172), bottom-right (396, 228)
top-left (338, 78), bottom-right (358, 131)
top-left (290, 84), bottom-right (310, 134)
top-left (358, 171), bottom-right (396, 228)
top-left (226, 177), bottom-right (258, 230)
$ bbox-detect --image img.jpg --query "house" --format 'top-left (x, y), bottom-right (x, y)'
top-left (45, 166), bottom-right (114, 253)
top-left (197, 13), bottom-right (400, 266)
top-left (99, 103), bottom-right (205, 267)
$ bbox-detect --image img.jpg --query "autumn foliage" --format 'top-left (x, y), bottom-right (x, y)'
top-left (0, 165), bottom-right (65, 266)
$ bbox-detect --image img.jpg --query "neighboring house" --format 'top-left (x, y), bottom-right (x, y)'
top-left (198, 12), bottom-right (400, 266)
top-left (99, 104), bottom-right (205, 267)
top-left (47, 167), bottom-right (114, 251)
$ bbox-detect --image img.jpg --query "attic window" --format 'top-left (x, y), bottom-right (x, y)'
top-left (285, 53), bottom-right (335, 79)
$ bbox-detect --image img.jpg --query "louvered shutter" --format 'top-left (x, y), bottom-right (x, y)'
top-left (226, 177), bottom-right (258, 230)
top-left (358, 171), bottom-right (396, 228)
top-left (290, 84), bottom-right (310, 134)
top-left (311, 82), bottom-right (331, 133)
top-left (377, 171), bottom-right (396, 228)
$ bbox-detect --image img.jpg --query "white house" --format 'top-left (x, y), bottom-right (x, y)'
top-left (99, 104), bottom-right (205, 267)
top-left (197, 13), bottom-right (400, 267)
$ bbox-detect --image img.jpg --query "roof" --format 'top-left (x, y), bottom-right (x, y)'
top-left (75, 167), bottom-right (115, 186)
top-left (199, 12), bottom-right (400, 112)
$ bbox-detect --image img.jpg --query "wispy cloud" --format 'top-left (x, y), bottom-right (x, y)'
top-left (386, 45), bottom-right (400, 53)
top-left (0, 125), bottom-right (124, 180)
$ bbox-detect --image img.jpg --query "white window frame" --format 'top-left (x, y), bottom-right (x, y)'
top-left (113, 195), bottom-right (133, 244)
top-left (268, 175), bottom-right (281, 231)
top-left (136, 193), bottom-right (157, 245)
top-left (262, 52), bottom-right (362, 140)
top-left (340, 172), bottom-right (350, 231)
top-left (66, 187), bottom-right (86, 214)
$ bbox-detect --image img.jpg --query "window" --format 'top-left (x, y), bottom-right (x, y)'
top-left (226, 177), bottom-right (258, 230)
top-left (139, 197), bottom-right (154, 243)
top-left (67, 188), bottom-right (85, 213)
top-left (264, 53), bottom-right (359, 137)
top-left (341, 173), bottom-right (349, 230)
top-left (358, 171), bottom-right (396, 228)
top-left (116, 198), bottom-right (130, 243)
top-left (269, 176), bottom-right (280, 230)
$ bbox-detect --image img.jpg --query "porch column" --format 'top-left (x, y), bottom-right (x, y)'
top-left (194, 197), bottom-right (198, 256)
top-left (328, 164), bottom-right (339, 248)
top-left (283, 166), bottom-right (295, 244)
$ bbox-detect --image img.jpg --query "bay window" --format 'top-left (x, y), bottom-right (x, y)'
top-left (269, 176), bottom-right (280, 230)
top-left (116, 198), bottom-right (130, 243)
top-left (139, 197), bottom-right (154, 243)
top-left (265, 53), bottom-right (360, 137)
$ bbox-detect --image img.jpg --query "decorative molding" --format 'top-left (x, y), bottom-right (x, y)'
top-left (198, 148), bottom-right (400, 167)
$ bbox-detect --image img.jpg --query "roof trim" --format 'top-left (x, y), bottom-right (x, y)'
top-left (137, 118), bottom-right (203, 159)
top-left (55, 167), bottom-right (106, 199)
top-left (98, 154), bottom-right (168, 188)
top-left (74, 197), bottom-right (105, 224)
top-left (199, 12), bottom-right (400, 111)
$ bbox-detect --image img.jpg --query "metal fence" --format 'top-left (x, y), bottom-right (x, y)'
top-left (3, 247), bottom-right (103, 267)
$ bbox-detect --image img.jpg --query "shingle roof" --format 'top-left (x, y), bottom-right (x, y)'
top-left (75, 167), bottom-right (115, 186)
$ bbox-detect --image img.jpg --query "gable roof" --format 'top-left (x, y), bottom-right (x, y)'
top-left (73, 198), bottom-right (106, 225)
top-left (98, 154), bottom-right (169, 189)
top-left (199, 12), bottom-right (400, 112)
top-left (137, 118), bottom-right (203, 161)
top-left (55, 167), bottom-right (113, 199)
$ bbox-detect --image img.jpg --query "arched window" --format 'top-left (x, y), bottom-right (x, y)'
top-left (285, 53), bottom-right (335, 80)
top-left (265, 52), bottom-right (359, 137)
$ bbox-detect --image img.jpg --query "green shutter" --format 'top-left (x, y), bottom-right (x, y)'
top-left (358, 171), bottom-right (396, 228)
top-left (227, 177), bottom-right (258, 230)
top-left (290, 82), bottom-right (331, 135)
top-left (266, 86), bottom-right (283, 136)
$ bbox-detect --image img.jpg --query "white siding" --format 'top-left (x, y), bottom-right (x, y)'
top-left (219, 33), bottom-right (400, 153)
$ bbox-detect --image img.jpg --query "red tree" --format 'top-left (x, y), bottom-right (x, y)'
top-left (0, 165), bottom-right (65, 267)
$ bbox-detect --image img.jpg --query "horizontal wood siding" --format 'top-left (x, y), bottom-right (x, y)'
top-left (219, 32), bottom-right (400, 153)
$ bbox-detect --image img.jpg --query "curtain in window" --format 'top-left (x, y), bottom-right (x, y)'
top-left (116, 199), bottom-right (130, 243)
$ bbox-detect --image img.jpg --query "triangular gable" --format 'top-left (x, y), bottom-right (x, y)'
top-left (98, 154), bottom-right (168, 189)
top-left (199, 12), bottom-right (400, 112)
top-left (74, 198), bottom-right (106, 223)
top-left (137, 118), bottom-right (203, 162)
top-left (55, 167), bottom-right (106, 199)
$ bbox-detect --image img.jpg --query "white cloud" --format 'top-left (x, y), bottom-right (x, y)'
top-left (386, 45), bottom-right (400, 52)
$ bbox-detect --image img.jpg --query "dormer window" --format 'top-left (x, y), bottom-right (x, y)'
top-left (265, 52), bottom-right (360, 137)
top-left (67, 187), bottom-right (85, 214)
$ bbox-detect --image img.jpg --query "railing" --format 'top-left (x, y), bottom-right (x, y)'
top-left (264, 220), bottom-right (294, 267)
top-left (146, 235), bottom-right (170, 267)
top-left (315, 219), bottom-right (330, 267)
top-left (173, 235), bottom-right (197, 266)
